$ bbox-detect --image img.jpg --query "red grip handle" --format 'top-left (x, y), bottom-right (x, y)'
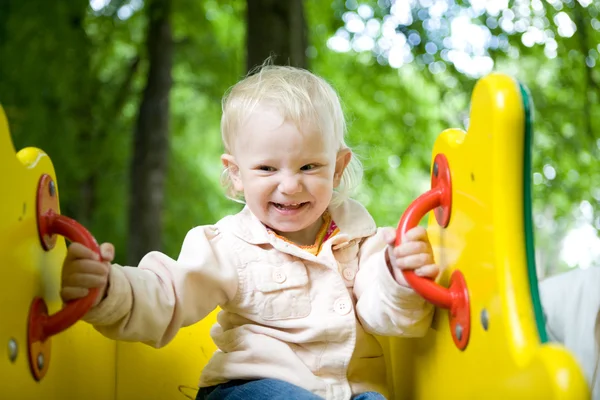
top-left (34, 211), bottom-right (101, 340)
top-left (394, 154), bottom-right (470, 350)
top-left (395, 189), bottom-right (452, 308)
top-left (28, 174), bottom-right (102, 381)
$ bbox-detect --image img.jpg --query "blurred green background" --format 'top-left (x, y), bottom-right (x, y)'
top-left (1, 0), bottom-right (598, 277)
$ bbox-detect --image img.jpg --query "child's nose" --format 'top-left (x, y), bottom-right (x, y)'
top-left (278, 174), bottom-right (302, 194)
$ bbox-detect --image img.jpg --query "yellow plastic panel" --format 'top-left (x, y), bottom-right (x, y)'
top-left (385, 74), bottom-right (589, 399)
top-left (0, 107), bottom-right (116, 399)
top-left (116, 310), bottom-right (219, 400)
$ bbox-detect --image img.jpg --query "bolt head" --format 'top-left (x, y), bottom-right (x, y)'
top-left (37, 353), bottom-right (44, 371)
top-left (481, 309), bottom-right (489, 331)
top-left (455, 324), bottom-right (463, 341)
top-left (8, 339), bottom-right (18, 362)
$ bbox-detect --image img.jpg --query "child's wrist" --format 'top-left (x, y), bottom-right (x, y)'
top-left (93, 281), bottom-right (110, 307)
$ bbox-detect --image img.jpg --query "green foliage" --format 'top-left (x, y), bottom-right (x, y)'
top-left (318, 0), bottom-right (600, 273)
top-left (0, 0), bottom-right (94, 200)
top-left (1, 0), bottom-right (597, 271)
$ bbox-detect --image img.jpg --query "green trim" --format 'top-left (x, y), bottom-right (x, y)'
top-left (519, 82), bottom-right (548, 343)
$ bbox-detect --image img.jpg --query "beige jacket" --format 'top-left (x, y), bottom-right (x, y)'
top-left (84, 199), bottom-right (434, 400)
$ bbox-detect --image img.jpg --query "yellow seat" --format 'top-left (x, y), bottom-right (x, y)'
top-left (0, 107), bottom-right (116, 399)
top-left (0, 73), bottom-right (588, 399)
top-left (383, 73), bottom-right (588, 399)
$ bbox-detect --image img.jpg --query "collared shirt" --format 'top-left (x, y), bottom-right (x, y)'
top-left (84, 199), bottom-right (434, 400)
top-left (267, 211), bottom-right (339, 256)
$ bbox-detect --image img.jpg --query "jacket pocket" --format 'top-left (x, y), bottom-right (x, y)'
top-left (250, 261), bottom-right (311, 321)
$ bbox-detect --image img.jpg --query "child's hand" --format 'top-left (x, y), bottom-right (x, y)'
top-left (383, 226), bottom-right (439, 287)
top-left (61, 242), bottom-right (114, 307)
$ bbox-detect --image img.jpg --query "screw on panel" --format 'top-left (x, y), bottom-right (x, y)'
top-left (455, 324), bottom-right (463, 341)
top-left (49, 180), bottom-right (56, 197)
top-left (433, 162), bottom-right (439, 177)
top-left (37, 353), bottom-right (44, 371)
top-left (481, 309), bottom-right (489, 331)
top-left (8, 338), bottom-right (18, 362)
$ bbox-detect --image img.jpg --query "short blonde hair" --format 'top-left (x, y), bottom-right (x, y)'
top-left (220, 64), bottom-right (362, 207)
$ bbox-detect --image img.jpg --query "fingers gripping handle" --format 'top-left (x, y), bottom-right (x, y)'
top-left (394, 154), bottom-right (471, 350)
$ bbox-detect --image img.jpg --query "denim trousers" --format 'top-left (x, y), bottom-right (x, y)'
top-left (195, 378), bottom-right (386, 400)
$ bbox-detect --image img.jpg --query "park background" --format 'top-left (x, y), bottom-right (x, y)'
top-left (0, 0), bottom-right (598, 278)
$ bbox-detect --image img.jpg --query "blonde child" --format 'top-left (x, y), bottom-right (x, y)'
top-left (61, 65), bottom-right (439, 400)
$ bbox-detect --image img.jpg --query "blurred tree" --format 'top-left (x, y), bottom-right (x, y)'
top-left (160, 0), bottom-right (245, 257)
top-left (127, 0), bottom-right (173, 264)
top-left (246, 0), bottom-right (308, 69)
top-left (0, 0), bottom-right (98, 223)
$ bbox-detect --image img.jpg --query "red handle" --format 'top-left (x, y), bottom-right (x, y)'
top-left (395, 154), bottom-right (470, 350)
top-left (28, 174), bottom-right (102, 380)
top-left (34, 211), bottom-right (101, 340)
top-left (395, 189), bottom-right (453, 308)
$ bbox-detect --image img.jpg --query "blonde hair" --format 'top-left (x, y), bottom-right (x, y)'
top-left (220, 63), bottom-right (362, 207)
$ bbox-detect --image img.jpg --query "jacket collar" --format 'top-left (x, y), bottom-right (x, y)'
top-left (222, 198), bottom-right (377, 246)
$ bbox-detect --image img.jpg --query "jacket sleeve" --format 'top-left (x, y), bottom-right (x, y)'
top-left (82, 225), bottom-right (238, 347)
top-left (353, 228), bottom-right (434, 337)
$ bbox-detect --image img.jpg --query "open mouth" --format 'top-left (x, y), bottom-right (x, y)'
top-left (272, 202), bottom-right (308, 211)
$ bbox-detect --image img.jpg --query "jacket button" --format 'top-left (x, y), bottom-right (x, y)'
top-left (342, 268), bottom-right (356, 281)
top-left (333, 298), bottom-right (352, 315)
top-left (272, 269), bottom-right (286, 283)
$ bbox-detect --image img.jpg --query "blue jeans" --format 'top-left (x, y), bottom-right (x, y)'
top-left (195, 378), bottom-right (386, 399)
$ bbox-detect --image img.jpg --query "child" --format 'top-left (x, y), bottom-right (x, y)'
top-left (61, 65), bottom-right (438, 400)
top-left (540, 266), bottom-right (600, 399)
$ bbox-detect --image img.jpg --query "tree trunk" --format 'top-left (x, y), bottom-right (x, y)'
top-left (572, 4), bottom-right (598, 146)
top-left (127, 0), bottom-right (173, 265)
top-left (80, 56), bottom-right (140, 230)
top-left (246, 0), bottom-right (307, 71)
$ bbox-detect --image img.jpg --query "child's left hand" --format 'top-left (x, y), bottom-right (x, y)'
top-left (383, 226), bottom-right (439, 287)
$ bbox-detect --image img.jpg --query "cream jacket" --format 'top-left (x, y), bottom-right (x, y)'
top-left (84, 199), bottom-right (434, 400)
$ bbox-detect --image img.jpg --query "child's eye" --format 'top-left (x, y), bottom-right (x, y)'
top-left (300, 164), bottom-right (318, 171)
top-left (257, 165), bottom-right (275, 172)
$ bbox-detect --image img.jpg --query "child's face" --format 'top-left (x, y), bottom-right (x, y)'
top-left (222, 104), bottom-right (350, 245)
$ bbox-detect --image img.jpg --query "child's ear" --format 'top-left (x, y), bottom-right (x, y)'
top-left (334, 149), bottom-right (352, 188)
top-left (221, 154), bottom-right (244, 192)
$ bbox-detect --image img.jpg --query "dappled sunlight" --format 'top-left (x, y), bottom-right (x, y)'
top-left (89, 0), bottom-right (110, 11)
top-left (89, 0), bottom-right (144, 20)
top-left (561, 224), bottom-right (600, 269)
top-left (327, 0), bottom-right (595, 75)
top-left (323, 0), bottom-right (599, 276)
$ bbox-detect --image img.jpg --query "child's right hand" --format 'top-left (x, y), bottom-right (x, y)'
top-left (60, 242), bottom-right (114, 307)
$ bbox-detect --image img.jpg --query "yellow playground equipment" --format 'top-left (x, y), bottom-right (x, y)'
top-left (0, 73), bottom-right (590, 399)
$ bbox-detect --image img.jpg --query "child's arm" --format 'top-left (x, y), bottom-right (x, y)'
top-left (63, 226), bottom-right (238, 347)
top-left (353, 226), bottom-right (436, 337)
